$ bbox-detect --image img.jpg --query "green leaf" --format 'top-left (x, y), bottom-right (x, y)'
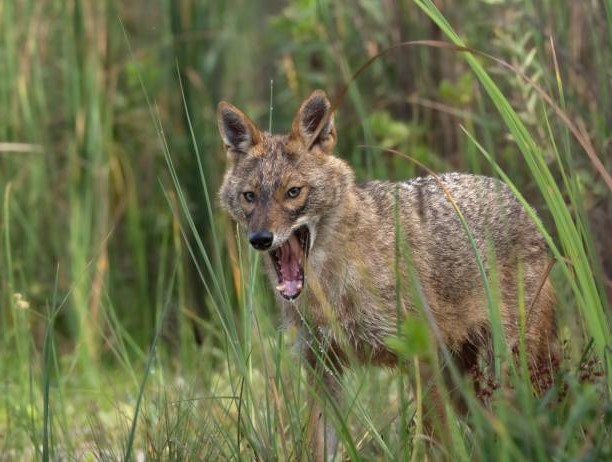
top-left (385, 316), bottom-right (432, 358)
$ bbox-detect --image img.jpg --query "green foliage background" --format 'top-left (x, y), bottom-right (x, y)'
top-left (1, 0), bottom-right (611, 459)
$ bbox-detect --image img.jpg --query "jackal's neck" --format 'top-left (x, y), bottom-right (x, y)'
top-left (317, 175), bottom-right (374, 249)
top-left (324, 178), bottom-right (399, 258)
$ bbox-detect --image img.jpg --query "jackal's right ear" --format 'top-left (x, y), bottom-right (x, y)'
top-left (217, 102), bottom-right (262, 159)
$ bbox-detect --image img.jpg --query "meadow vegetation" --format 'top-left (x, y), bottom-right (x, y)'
top-left (1, 0), bottom-right (611, 459)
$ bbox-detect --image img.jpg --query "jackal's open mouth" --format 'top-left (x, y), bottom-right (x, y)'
top-left (269, 226), bottom-right (310, 300)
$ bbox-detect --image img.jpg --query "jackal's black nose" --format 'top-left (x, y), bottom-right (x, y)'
top-left (248, 231), bottom-right (274, 250)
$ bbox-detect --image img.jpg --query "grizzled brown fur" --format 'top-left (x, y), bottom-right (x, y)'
top-left (217, 90), bottom-right (556, 460)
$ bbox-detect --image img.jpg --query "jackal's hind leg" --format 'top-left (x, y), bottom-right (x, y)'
top-left (523, 278), bottom-right (559, 393)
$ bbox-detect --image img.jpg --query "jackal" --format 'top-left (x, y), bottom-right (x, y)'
top-left (217, 90), bottom-right (556, 460)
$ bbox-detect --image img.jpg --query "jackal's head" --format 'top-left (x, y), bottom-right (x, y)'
top-left (217, 90), bottom-right (353, 300)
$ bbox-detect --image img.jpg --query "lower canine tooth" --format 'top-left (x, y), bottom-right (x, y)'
top-left (276, 284), bottom-right (284, 292)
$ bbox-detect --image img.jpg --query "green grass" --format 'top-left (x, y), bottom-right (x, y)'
top-left (1, 0), bottom-right (611, 459)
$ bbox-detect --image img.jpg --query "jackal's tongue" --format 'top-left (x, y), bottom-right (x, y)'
top-left (276, 234), bottom-right (303, 298)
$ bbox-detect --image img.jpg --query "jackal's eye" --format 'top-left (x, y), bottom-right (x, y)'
top-left (286, 187), bottom-right (301, 199)
top-left (243, 191), bottom-right (256, 203)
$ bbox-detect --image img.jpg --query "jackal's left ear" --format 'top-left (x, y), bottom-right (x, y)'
top-left (291, 90), bottom-right (336, 154)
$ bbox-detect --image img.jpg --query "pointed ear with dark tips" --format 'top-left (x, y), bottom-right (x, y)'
top-left (291, 90), bottom-right (336, 154)
top-left (217, 102), bottom-right (262, 158)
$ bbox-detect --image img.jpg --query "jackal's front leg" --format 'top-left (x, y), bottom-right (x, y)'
top-left (303, 335), bottom-right (345, 462)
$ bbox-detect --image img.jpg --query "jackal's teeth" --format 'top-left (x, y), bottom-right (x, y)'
top-left (276, 281), bottom-right (303, 293)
